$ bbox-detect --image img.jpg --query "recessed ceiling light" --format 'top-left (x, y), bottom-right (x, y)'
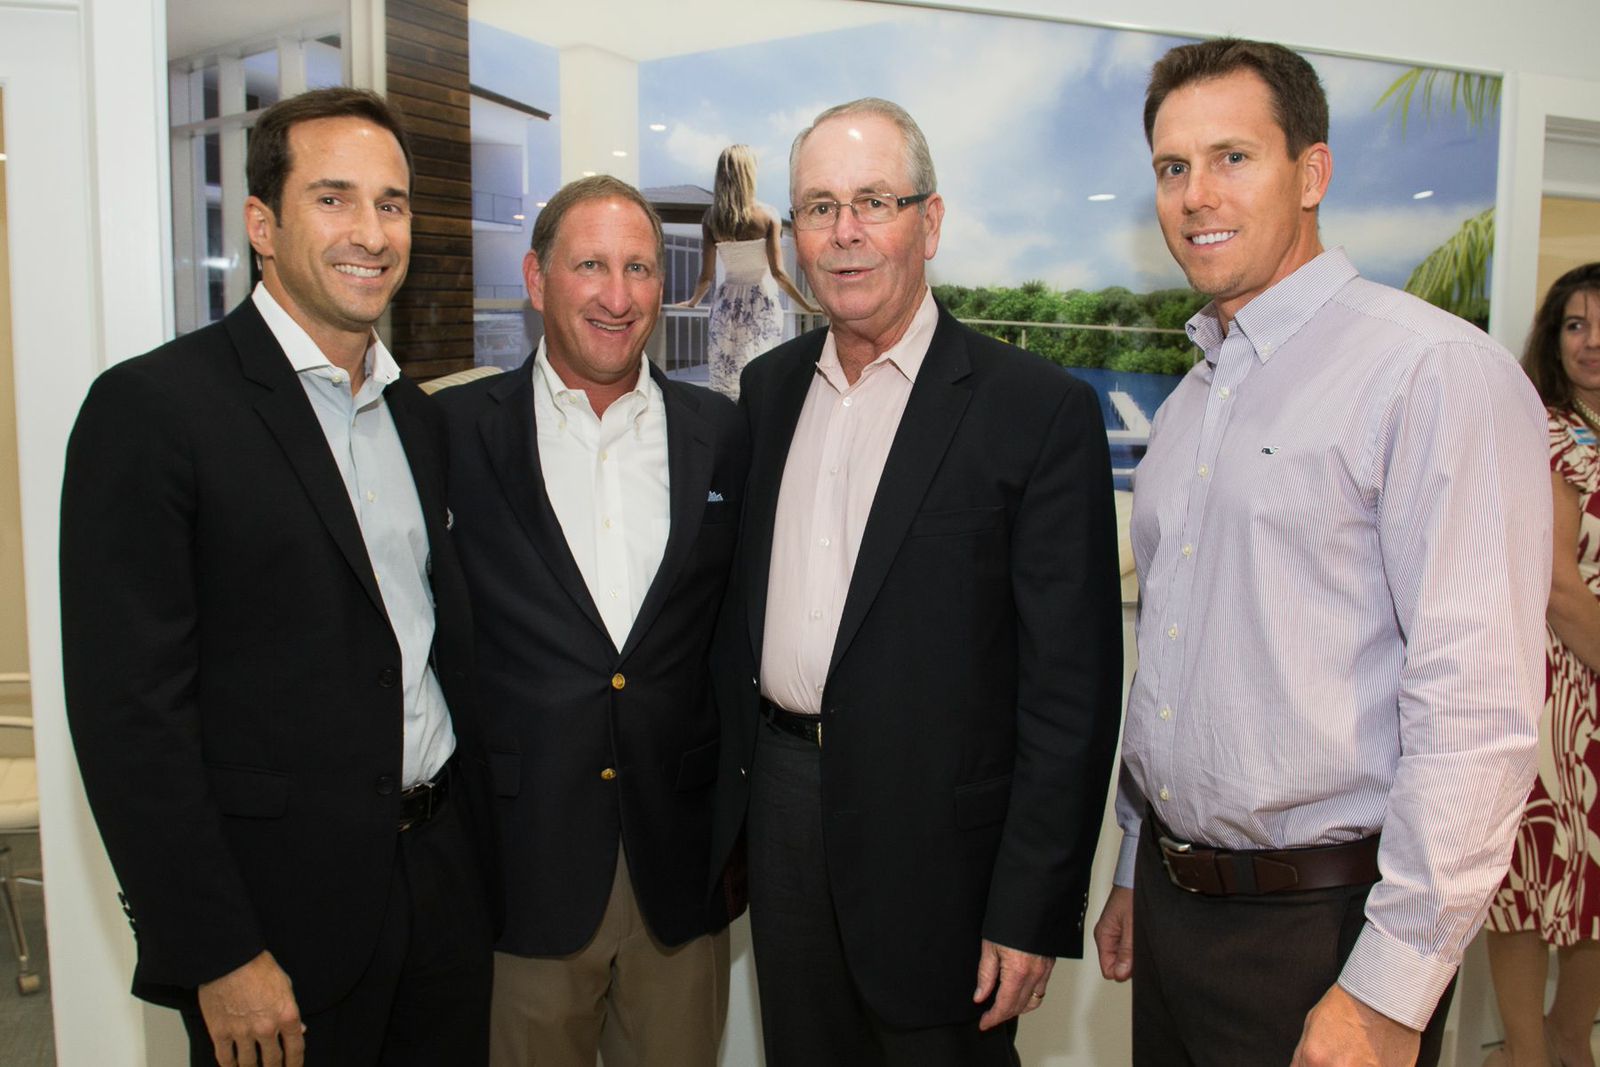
top-left (1412, 189), bottom-right (1434, 200)
top-left (1087, 193), bottom-right (1116, 202)
top-left (582, 170), bottom-right (597, 177)
top-left (649, 123), bottom-right (667, 132)
top-left (536, 201), bottom-right (547, 208)
top-left (612, 149), bottom-right (628, 158)
top-left (0, 153), bottom-right (7, 162)
top-left (511, 214), bottom-right (525, 221)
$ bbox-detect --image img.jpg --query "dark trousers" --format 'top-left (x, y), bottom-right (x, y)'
top-left (746, 721), bottom-right (1020, 1067)
top-left (1132, 817), bottom-right (1454, 1067)
top-left (182, 787), bottom-right (493, 1067)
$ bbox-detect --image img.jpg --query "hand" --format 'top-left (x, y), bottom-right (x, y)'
top-left (1290, 984), bottom-right (1420, 1067)
top-left (196, 950), bottom-right (306, 1067)
top-left (973, 939), bottom-right (1055, 1031)
top-left (1093, 886), bottom-right (1135, 982)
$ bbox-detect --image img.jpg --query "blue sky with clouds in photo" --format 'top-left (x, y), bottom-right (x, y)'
top-left (633, 9), bottom-right (1498, 294)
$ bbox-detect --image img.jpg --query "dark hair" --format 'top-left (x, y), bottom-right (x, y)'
top-left (247, 87), bottom-right (414, 218)
top-left (529, 175), bottom-right (665, 269)
top-left (1144, 38), bottom-right (1329, 158)
top-left (1523, 262), bottom-right (1600, 410)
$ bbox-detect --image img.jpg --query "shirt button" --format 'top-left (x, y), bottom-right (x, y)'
top-left (600, 768), bottom-right (617, 781)
top-left (1197, 464), bottom-right (1209, 477)
top-left (598, 450), bottom-right (608, 461)
top-left (815, 683), bottom-right (824, 694)
top-left (610, 589), bottom-right (619, 599)
top-left (611, 673), bottom-right (626, 690)
top-left (1158, 787), bottom-right (1171, 802)
top-left (366, 490), bottom-right (377, 503)
top-left (810, 609), bottom-right (822, 619)
top-left (819, 537), bottom-right (830, 547)
top-left (603, 517), bottom-right (613, 529)
top-left (1181, 544), bottom-right (1193, 557)
top-left (842, 397), bottom-right (854, 408)
top-left (1159, 705), bottom-right (1172, 720)
top-left (1167, 625), bottom-right (1178, 640)
top-left (829, 466), bottom-right (839, 475)
top-left (1218, 386), bottom-right (1231, 399)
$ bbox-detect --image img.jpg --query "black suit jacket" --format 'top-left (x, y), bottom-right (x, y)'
top-left (436, 357), bottom-right (750, 955)
top-left (60, 299), bottom-right (483, 1012)
top-left (709, 303), bottom-right (1124, 1028)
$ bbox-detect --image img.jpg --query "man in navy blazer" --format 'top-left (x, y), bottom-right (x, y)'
top-left (707, 98), bottom-right (1124, 1066)
top-left (436, 176), bottom-right (749, 1067)
top-left (61, 88), bottom-right (493, 1067)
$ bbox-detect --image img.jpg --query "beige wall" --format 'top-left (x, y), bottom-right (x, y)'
top-left (1537, 195), bottom-right (1600, 310)
top-left (0, 90), bottom-right (29, 719)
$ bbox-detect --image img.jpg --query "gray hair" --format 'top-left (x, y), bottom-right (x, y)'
top-left (788, 97), bottom-right (938, 204)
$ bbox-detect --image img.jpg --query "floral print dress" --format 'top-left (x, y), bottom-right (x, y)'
top-left (706, 237), bottom-right (783, 401)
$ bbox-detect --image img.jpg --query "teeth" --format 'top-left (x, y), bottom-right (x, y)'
top-left (591, 322), bottom-right (627, 332)
top-left (334, 265), bottom-right (382, 278)
top-left (1191, 231), bottom-right (1236, 246)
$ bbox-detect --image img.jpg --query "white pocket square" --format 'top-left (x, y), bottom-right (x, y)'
top-left (707, 491), bottom-right (724, 503)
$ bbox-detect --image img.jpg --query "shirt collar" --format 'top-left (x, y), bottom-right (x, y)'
top-left (1185, 247), bottom-right (1360, 366)
top-left (531, 337), bottom-right (660, 423)
top-left (816, 286), bottom-right (939, 387)
top-left (252, 282), bottom-right (398, 386)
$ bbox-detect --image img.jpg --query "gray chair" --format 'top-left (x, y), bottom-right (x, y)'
top-left (0, 714), bottom-right (41, 994)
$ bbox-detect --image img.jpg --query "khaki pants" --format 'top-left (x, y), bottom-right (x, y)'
top-left (490, 848), bottom-right (730, 1067)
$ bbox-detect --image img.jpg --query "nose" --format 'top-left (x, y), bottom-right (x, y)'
top-left (596, 269), bottom-right (633, 315)
top-left (830, 203), bottom-right (866, 245)
top-left (350, 201), bottom-right (387, 253)
top-left (1181, 170), bottom-right (1217, 214)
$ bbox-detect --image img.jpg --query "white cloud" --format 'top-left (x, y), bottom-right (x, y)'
top-left (1319, 200), bottom-right (1492, 282)
top-left (1311, 53), bottom-right (1408, 122)
top-left (1099, 32), bottom-right (1165, 91)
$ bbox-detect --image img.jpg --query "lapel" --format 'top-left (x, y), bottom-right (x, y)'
top-left (476, 355), bottom-right (611, 645)
top-left (227, 300), bottom-right (387, 620)
top-left (385, 379), bottom-right (448, 574)
top-left (826, 309), bottom-right (973, 678)
top-left (744, 337), bottom-right (827, 666)
top-left (618, 367), bottom-right (714, 662)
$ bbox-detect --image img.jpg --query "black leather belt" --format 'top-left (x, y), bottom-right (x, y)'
top-left (1152, 811), bottom-right (1379, 896)
top-left (761, 699), bottom-right (822, 747)
top-left (398, 761), bottom-right (451, 832)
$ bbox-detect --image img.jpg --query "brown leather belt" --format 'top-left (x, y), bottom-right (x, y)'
top-left (761, 699), bottom-right (822, 747)
top-left (1152, 812), bottom-right (1380, 896)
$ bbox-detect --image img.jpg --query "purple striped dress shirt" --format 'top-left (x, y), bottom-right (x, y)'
top-left (1115, 247), bottom-right (1551, 1028)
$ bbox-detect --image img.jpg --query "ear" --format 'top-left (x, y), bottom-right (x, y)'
top-left (920, 192), bottom-right (945, 262)
top-left (1299, 142), bottom-right (1332, 211)
top-left (244, 195), bottom-right (278, 261)
top-left (523, 250), bottom-right (547, 314)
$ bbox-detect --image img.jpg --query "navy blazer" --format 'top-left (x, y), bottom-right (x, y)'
top-left (437, 357), bottom-right (750, 954)
top-left (61, 298), bottom-right (485, 1011)
top-left (708, 302), bottom-right (1125, 1028)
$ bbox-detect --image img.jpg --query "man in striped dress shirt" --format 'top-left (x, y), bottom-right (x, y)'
top-left (1092, 38), bottom-right (1551, 1067)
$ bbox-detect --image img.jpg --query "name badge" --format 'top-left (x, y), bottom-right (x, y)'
top-left (1572, 426), bottom-right (1598, 448)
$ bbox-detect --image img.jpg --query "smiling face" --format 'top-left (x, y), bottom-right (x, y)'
top-left (791, 113), bottom-right (943, 356)
top-left (1150, 69), bottom-right (1330, 327)
top-left (524, 195), bottom-right (662, 397)
top-left (245, 116), bottom-right (411, 359)
top-left (1561, 289), bottom-right (1600, 408)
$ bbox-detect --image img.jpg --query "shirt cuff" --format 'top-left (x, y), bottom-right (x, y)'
top-left (1337, 923), bottom-right (1457, 1031)
top-left (1113, 831), bottom-right (1139, 888)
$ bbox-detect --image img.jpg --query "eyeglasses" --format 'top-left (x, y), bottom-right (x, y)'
top-left (790, 192), bottom-right (932, 231)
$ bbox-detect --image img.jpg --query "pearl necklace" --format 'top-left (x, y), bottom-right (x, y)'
top-left (1576, 396), bottom-right (1600, 433)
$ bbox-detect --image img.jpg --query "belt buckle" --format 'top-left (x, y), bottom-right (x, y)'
top-left (1158, 834), bottom-right (1201, 893)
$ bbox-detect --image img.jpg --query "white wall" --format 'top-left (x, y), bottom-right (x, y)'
top-left (8, 2), bottom-right (1599, 1065)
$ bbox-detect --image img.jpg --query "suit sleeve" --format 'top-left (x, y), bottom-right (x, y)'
top-left (60, 366), bottom-right (265, 990)
top-left (981, 378), bottom-right (1124, 958)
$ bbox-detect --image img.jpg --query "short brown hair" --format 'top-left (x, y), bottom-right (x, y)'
top-left (1144, 38), bottom-right (1329, 159)
top-left (1523, 262), bottom-right (1600, 410)
top-left (529, 175), bottom-right (665, 269)
top-left (247, 87), bottom-right (414, 218)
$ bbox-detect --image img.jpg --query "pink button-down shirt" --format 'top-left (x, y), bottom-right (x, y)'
top-left (760, 289), bottom-right (938, 714)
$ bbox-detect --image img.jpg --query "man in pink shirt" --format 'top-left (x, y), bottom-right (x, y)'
top-left (707, 97), bottom-right (1124, 1065)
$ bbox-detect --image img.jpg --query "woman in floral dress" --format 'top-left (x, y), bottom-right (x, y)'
top-left (1487, 263), bottom-right (1600, 1067)
top-left (677, 144), bottom-right (818, 400)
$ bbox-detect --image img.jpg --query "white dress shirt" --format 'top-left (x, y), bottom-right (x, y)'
top-left (251, 283), bottom-right (455, 787)
top-left (532, 341), bottom-right (671, 650)
top-left (1116, 248), bottom-right (1551, 1028)
top-left (760, 288), bottom-right (937, 714)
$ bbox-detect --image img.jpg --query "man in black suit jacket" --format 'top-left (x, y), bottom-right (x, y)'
top-left (706, 98), bottom-right (1124, 1065)
top-left (436, 176), bottom-right (749, 1067)
top-left (60, 89), bottom-right (492, 1067)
